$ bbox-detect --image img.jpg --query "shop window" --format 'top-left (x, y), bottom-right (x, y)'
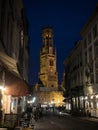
top-left (96, 102), bottom-right (98, 109)
top-left (91, 102), bottom-right (93, 109)
top-left (85, 101), bottom-right (89, 109)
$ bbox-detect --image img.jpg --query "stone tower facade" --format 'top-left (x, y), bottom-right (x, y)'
top-left (39, 27), bottom-right (58, 90)
top-left (34, 27), bottom-right (64, 107)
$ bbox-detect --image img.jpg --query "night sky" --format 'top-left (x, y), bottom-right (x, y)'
top-left (23, 0), bottom-right (98, 85)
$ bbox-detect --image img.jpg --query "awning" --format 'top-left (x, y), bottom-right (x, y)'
top-left (5, 70), bottom-right (29, 96)
top-left (0, 51), bottom-right (20, 78)
top-left (0, 52), bottom-right (30, 96)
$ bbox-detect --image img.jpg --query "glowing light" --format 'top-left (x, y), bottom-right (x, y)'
top-left (90, 95), bottom-right (93, 99)
top-left (97, 102), bottom-right (98, 109)
top-left (91, 102), bottom-right (93, 108)
top-left (0, 85), bottom-right (6, 91)
top-left (58, 100), bottom-right (60, 103)
top-left (95, 95), bottom-right (98, 99)
top-left (32, 97), bottom-right (36, 103)
top-left (80, 96), bottom-right (84, 100)
top-left (85, 96), bottom-right (88, 100)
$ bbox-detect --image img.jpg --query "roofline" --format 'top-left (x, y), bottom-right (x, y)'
top-left (80, 4), bottom-right (98, 36)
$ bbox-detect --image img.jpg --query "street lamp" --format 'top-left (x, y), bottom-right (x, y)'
top-left (32, 97), bottom-right (36, 103)
top-left (0, 86), bottom-right (6, 91)
top-left (27, 96), bottom-right (36, 105)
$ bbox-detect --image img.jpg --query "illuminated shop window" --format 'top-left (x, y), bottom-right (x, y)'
top-left (96, 102), bottom-right (98, 109)
top-left (95, 95), bottom-right (98, 99)
top-left (80, 96), bottom-right (84, 108)
top-left (85, 101), bottom-right (89, 109)
top-left (91, 102), bottom-right (93, 109)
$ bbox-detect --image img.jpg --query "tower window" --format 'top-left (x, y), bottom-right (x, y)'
top-left (50, 43), bottom-right (52, 46)
top-left (50, 60), bottom-right (53, 66)
top-left (51, 85), bottom-right (54, 87)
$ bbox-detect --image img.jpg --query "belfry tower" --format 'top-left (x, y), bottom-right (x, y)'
top-left (39, 27), bottom-right (58, 90)
top-left (35, 27), bottom-right (64, 107)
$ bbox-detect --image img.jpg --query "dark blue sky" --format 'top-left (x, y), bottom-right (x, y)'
top-left (23, 0), bottom-right (98, 85)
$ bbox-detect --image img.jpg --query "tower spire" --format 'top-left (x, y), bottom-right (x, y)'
top-left (42, 27), bottom-right (53, 47)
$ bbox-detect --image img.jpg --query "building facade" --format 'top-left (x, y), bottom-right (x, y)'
top-left (39, 27), bottom-right (58, 90)
top-left (35, 27), bottom-right (64, 107)
top-left (64, 41), bottom-right (84, 114)
top-left (0, 0), bottom-right (29, 114)
top-left (64, 5), bottom-right (98, 117)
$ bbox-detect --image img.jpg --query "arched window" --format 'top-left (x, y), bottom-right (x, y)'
top-left (51, 85), bottom-right (54, 88)
top-left (50, 59), bottom-right (53, 66)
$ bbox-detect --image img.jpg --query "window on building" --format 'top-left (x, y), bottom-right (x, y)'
top-left (46, 33), bottom-right (48, 38)
top-left (93, 24), bottom-right (97, 39)
top-left (96, 71), bottom-right (98, 83)
top-left (49, 34), bottom-right (51, 38)
top-left (49, 42), bottom-right (52, 46)
top-left (51, 85), bottom-right (54, 87)
top-left (84, 39), bottom-right (87, 49)
top-left (91, 73), bottom-right (94, 83)
top-left (80, 52), bottom-right (82, 66)
top-left (96, 102), bottom-right (98, 109)
top-left (50, 59), bottom-right (53, 66)
top-left (84, 52), bottom-right (87, 65)
top-left (80, 96), bottom-right (84, 108)
top-left (95, 61), bottom-right (98, 68)
top-left (85, 101), bottom-right (89, 109)
top-left (21, 30), bottom-right (24, 48)
top-left (94, 41), bottom-right (98, 59)
top-left (89, 46), bottom-right (92, 62)
top-left (91, 102), bottom-right (93, 109)
top-left (88, 32), bottom-right (92, 45)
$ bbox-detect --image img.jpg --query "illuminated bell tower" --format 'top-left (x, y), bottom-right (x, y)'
top-left (39, 27), bottom-right (58, 90)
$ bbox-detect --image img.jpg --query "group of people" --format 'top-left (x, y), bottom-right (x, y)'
top-left (20, 106), bottom-right (43, 126)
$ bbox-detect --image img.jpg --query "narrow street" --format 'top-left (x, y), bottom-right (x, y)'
top-left (34, 112), bottom-right (98, 130)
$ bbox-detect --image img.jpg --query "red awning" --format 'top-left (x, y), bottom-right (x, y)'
top-left (4, 70), bottom-right (30, 97)
top-left (0, 51), bottom-right (30, 97)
